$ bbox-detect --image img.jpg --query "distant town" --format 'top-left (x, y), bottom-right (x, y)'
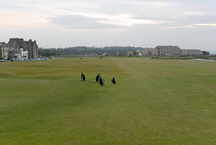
top-left (39, 45), bottom-right (211, 58)
top-left (0, 38), bottom-right (213, 61)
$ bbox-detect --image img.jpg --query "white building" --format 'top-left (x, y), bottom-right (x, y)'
top-left (13, 48), bottom-right (29, 61)
top-left (142, 48), bottom-right (158, 56)
top-left (136, 50), bottom-right (143, 56)
top-left (0, 47), bottom-right (9, 59)
top-left (155, 46), bottom-right (182, 56)
top-left (181, 49), bottom-right (203, 56)
top-left (139, 46), bottom-right (207, 57)
top-left (0, 42), bottom-right (9, 59)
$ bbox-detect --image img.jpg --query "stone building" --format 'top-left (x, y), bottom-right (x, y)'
top-left (181, 49), bottom-right (203, 56)
top-left (0, 42), bottom-right (9, 59)
top-left (128, 50), bottom-right (143, 56)
top-left (142, 48), bottom-right (158, 56)
top-left (128, 51), bottom-right (136, 56)
top-left (155, 46), bottom-right (182, 56)
top-left (0, 38), bottom-right (39, 60)
top-left (139, 46), bottom-right (209, 57)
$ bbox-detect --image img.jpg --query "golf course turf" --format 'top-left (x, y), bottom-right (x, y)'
top-left (0, 57), bottom-right (216, 145)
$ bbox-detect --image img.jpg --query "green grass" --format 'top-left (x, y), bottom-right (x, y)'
top-left (0, 57), bottom-right (216, 145)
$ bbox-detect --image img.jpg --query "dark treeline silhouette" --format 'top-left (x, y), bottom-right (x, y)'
top-left (39, 46), bottom-right (144, 57)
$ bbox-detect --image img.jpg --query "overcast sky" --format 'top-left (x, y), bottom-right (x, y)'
top-left (0, 0), bottom-right (216, 52)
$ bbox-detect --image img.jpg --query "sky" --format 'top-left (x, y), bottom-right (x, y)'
top-left (0, 0), bottom-right (216, 52)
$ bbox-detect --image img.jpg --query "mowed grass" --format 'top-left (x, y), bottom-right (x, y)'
top-left (0, 57), bottom-right (216, 145)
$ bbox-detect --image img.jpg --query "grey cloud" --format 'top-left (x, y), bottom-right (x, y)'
top-left (182, 15), bottom-right (216, 24)
top-left (166, 14), bottom-right (216, 27)
top-left (1, 0), bottom-right (216, 50)
top-left (51, 15), bottom-right (124, 29)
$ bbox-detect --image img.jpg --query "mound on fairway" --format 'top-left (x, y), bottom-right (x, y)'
top-left (0, 57), bottom-right (216, 145)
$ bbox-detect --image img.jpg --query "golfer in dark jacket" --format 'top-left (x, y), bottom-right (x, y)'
top-left (96, 74), bottom-right (100, 82)
top-left (112, 77), bottom-right (117, 84)
top-left (81, 72), bottom-right (86, 81)
top-left (99, 77), bottom-right (104, 86)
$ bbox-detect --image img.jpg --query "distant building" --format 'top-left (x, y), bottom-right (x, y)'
top-left (155, 46), bottom-right (182, 56)
top-left (136, 50), bottom-right (143, 56)
top-left (13, 48), bottom-right (29, 61)
top-left (132, 46), bottom-right (210, 57)
top-left (128, 51), bottom-right (136, 56)
top-left (0, 38), bottom-right (39, 60)
top-left (142, 48), bottom-right (157, 56)
top-left (128, 50), bottom-right (143, 56)
top-left (0, 42), bottom-right (9, 59)
top-left (181, 49), bottom-right (203, 56)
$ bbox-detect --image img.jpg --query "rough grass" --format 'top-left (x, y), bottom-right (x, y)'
top-left (0, 57), bottom-right (216, 145)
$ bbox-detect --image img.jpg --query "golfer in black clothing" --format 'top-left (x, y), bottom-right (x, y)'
top-left (112, 77), bottom-right (116, 84)
top-left (96, 73), bottom-right (100, 82)
top-left (99, 77), bottom-right (104, 86)
top-left (81, 72), bottom-right (86, 81)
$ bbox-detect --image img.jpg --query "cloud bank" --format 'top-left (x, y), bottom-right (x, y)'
top-left (0, 0), bottom-right (216, 51)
